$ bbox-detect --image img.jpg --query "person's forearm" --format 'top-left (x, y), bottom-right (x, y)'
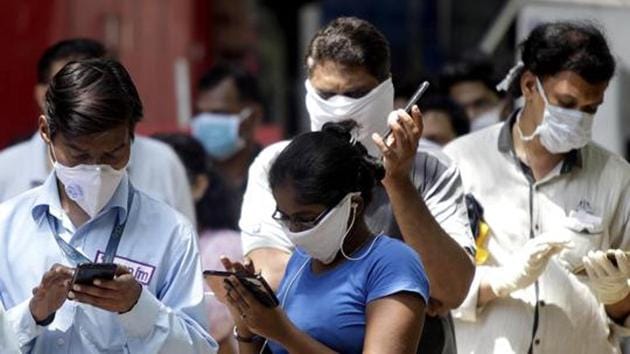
top-left (605, 292), bottom-right (630, 324)
top-left (382, 176), bottom-right (475, 309)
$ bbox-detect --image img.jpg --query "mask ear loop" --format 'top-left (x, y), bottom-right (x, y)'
top-left (517, 77), bottom-right (548, 142)
top-left (339, 198), bottom-right (381, 262)
top-left (260, 254), bottom-right (310, 354)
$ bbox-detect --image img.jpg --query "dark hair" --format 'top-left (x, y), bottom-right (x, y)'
top-left (422, 95), bottom-right (470, 137)
top-left (269, 120), bottom-right (385, 208)
top-left (37, 38), bottom-right (106, 84)
top-left (45, 58), bottom-right (143, 139)
top-left (306, 17), bottom-right (391, 82)
top-left (440, 51), bottom-right (498, 93)
top-left (151, 133), bottom-right (207, 184)
top-left (198, 64), bottom-right (261, 103)
top-left (508, 21), bottom-right (616, 96)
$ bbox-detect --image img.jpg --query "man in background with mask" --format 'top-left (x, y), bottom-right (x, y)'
top-left (192, 64), bottom-right (263, 228)
top-left (440, 52), bottom-right (509, 131)
top-left (444, 22), bottom-right (630, 353)
top-left (0, 58), bottom-right (217, 353)
top-left (0, 38), bottom-right (196, 225)
top-left (238, 17), bottom-right (475, 354)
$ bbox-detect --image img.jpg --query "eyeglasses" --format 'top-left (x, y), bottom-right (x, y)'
top-left (271, 207), bottom-right (331, 232)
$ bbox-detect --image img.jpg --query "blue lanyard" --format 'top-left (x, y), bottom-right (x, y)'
top-left (46, 184), bottom-right (135, 265)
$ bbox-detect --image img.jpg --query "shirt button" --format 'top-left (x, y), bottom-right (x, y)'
top-left (57, 338), bottom-right (65, 346)
top-left (535, 339), bottom-right (541, 345)
top-left (535, 224), bottom-right (540, 231)
top-left (539, 300), bottom-right (546, 307)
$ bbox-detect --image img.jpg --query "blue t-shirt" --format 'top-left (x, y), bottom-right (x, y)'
top-left (267, 236), bottom-right (429, 354)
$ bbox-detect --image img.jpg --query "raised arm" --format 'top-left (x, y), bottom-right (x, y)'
top-left (372, 106), bottom-right (475, 310)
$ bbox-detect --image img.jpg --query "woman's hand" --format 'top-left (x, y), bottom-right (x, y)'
top-left (372, 105), bottom-right (423, 182)
top-left (224, 274), bottom-right (293, 342)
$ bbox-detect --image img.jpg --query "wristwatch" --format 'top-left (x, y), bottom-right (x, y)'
top-left (233, 326), bottom-right (262, 343)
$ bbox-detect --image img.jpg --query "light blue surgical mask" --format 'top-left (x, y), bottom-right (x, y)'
top-left (191, 109), bottom-right (250, 160)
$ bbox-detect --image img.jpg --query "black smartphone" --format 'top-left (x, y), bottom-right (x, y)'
top-left (72, 263), bottom-right (117, 285)
top-left (204, 270), bottom-right (279, 308)
top-left (383, 81), bottom-right (430, 139)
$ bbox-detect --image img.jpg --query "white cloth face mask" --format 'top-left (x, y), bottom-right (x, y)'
top-left (305, 78), bottom-right (394, 157)
top-left (283, 192), bottom-right (360, 264)
top-left (51, 149), bottom-right (126, 218)
top-left (518, 77), bottom-right (594, 153)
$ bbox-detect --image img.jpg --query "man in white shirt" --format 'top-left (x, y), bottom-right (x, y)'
top-left (0, 38), bottom-right (196, 225)
top-left (445, 21), bottom-right (630, 353)
top-left (239, 17), bottom-right (475, 354)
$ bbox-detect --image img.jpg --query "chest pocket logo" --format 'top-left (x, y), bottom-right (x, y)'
top-left (558, 200), bottom-right (604, 272)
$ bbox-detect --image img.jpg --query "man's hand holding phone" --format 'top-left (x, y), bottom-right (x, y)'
top-left (583, 249), bottom-right (630, 305)
top-left (29, 263), bottom-right (74, 324)
top-left (68, 264), bottom-right (142, 314)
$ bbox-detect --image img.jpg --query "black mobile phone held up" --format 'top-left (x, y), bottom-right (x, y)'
top-left (72, 263), bottom-right (117, 285)
top-left (204, 270), bottom-right (280, 308)
top-left (383, 81), bottom-right (430, 139)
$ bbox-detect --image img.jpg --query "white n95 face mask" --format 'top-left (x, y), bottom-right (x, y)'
top-left (52, 151), bottom-right (126, 218)
top-left (518, 77), bottom-right (594, 153)
top-left (282, 192), bottom-right (360, 264)
top-left (305, 78), bottom-right (394, 157)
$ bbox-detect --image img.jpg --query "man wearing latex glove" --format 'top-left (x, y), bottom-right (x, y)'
top-left (445, 22), bottom-right (630, 353)
top-left (488, 236), bottom-right (571, 298)
top-left (583, 250), bottom-right (630, 306)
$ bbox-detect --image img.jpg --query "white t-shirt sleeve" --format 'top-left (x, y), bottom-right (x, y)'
top-left (239, 141), bottom-right (293, 255)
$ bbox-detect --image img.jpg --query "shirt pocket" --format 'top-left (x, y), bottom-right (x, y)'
top-left (557, 211), bottom-right (605, 273)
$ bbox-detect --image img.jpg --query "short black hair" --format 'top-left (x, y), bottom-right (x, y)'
top-left (508, 21), bottom-right (616, 96)
top-left (306, 17), bottom-right (391, 82)
top-left (198, 64), bottom-right (261, 103)
top-left (37, 38), bottom-right (106, 84)
top-left (151, 133), bottom-right (207, 184)
top-left (269, 120), bottom-right (385, 208)
top-left (440, 52), bottom-right (498, 93)
top-left (45, 58), bottom-right (143, 139)
top-left (422, 95), bottom-right (470, 137)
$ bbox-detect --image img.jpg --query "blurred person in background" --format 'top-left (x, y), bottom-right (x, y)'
top-left (192, 64), bottom-right (264, 228)
top-left (395, 83), bottom-right (470, 147)
top-left (419, 96), bottom-right (470, 146)
top-left (445, 22), bottom-right (630, 353)
top-left (0, 58), bottom-right (217, 353)
top-left (0, 38), bottom-right (196, 225)
top-left (223, 121), bottom-right (428, 353)
top-left (153, 132), bottom-right (242, 354)
top-left (238, 17), bottom-right (475, 354)
top-left (440, 52), bottom-right (510, 131)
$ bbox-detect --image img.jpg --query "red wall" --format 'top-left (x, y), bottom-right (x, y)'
top-left (0, 0), bottom-right (212, 149)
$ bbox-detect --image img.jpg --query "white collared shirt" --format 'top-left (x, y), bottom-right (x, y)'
top-left (0, 134), bottom-right (196, 226)
top-left (444, 112), bottom-right (630, 354)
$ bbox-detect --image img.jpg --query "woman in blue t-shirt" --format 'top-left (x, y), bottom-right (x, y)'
top-left (222, 120), bottom-right (429, 353)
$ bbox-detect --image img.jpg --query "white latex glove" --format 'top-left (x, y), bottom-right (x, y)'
top-left (489, 234), bottom-right (572, 297)
top-left (583, 250), bottom-right (630, 305)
